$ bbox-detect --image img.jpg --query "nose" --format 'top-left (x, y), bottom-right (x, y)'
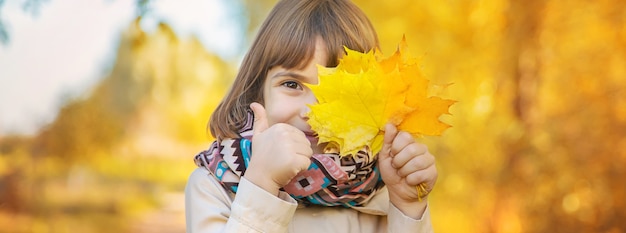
top-left (300, 105), bottom-right (311, 119)
top-left (300, 93), bottom-right (317, 119)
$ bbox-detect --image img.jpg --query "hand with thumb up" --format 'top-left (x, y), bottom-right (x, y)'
top-left (243, 102), bottom-right (313, 196)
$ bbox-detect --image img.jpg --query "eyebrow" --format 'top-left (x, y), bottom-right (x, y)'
top-left (271, 71), bottom-right (313, 83)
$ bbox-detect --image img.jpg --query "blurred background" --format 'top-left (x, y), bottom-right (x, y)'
top-left (1, 0), bottom-right (625, 232)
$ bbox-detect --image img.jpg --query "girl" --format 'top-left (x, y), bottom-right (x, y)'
top-left (185, 0), bottom-right (437, 232)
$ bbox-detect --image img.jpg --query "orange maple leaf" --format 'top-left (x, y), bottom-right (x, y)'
top-left (306, 38), bottom-right (455, 157)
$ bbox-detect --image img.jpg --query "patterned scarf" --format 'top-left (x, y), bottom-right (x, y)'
top-left (194, 112), bottom-right (385, 207)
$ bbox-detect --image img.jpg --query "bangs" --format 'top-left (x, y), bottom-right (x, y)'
top-left (260, 0), bottom-right (377, 70)
top-left (265, 28), bottom-right (320, 70)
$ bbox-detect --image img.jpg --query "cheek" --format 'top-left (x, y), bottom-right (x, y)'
top-left (265, 96), bottom-right (301, 125)
top-left (264, 94), bottom-right (287, 124)
top-left (266, 107), bottom-right (289, 125)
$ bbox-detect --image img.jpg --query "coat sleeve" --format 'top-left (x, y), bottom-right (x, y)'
top-left (387, 203), bottom-right (434, 233)
top-left (185, 168), bottom-right (298, 233)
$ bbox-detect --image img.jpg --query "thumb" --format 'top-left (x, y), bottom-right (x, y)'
top-left (250, 102), bottom-right (269, 135)
top-left (378, 123), bottom-right (398, 160)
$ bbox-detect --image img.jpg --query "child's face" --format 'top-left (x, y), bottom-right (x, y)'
top-left (262, 37), bottom-right (328, 154)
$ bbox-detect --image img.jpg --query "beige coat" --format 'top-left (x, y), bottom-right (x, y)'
top-left (185, 168), bottom-right (434, 233)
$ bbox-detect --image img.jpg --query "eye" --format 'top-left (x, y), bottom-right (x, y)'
top-left (281, 81), bottom-right (302, 90)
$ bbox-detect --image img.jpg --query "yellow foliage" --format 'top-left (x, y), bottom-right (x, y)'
top-left (307, 39), bottom-right (455, 156)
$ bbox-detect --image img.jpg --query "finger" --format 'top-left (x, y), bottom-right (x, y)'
top-left (404, 163), bottom-right (438, 187)
top-left (390, 132), bottom-right (416, 156)
top-left (396, 150), bottom-right (434, 177)
top-left (250, 102), bottom-right (269, 135)
top-left (273, 123), bottom-right (311, 146)
top-left (378, 123), bottom-right (398, 160)
top-left (391, 141), bottom-right (428, 171)
top-left (291, 135), bottom-right (313, 157)
top-left (295, 158), bottom-right (312, 175)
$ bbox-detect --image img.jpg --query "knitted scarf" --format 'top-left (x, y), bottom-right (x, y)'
top-left (194, 112), bottom-right (385, 207)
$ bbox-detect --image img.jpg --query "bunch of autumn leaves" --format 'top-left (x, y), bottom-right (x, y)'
top-left (306, 38), bottom-right (456, 158)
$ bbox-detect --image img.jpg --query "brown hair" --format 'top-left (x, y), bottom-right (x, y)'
top-left (209, 0), bottom-right (379, 140)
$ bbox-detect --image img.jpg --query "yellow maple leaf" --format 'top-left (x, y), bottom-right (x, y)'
top-left (306, 38), bottom-right (455, 157)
